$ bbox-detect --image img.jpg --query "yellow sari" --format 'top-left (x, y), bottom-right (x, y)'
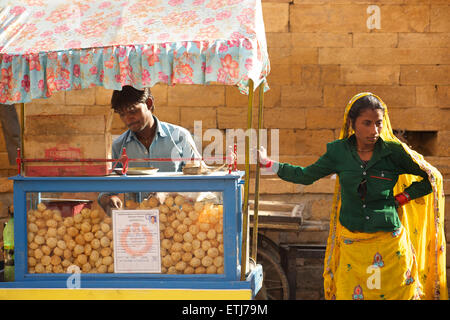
top-left (323, 92), bottom-right (448, 300)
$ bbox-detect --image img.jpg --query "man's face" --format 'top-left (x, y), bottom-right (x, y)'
top-left (116, 102), bottom-right (152, 133)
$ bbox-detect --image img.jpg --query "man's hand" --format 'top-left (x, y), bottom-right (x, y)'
top-left (99, 194), bottom-right (122, 216)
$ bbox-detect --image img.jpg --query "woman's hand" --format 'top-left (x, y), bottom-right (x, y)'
top-left (257, 146), bottom-right (273, 168)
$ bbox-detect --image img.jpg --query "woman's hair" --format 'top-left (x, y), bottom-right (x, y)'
top-left (347, 94), bottom-right (385, 126)
top-left (111, 86), bottom-right (154, 112)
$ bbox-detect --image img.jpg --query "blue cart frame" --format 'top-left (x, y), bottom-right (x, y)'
top-left (1, 172), bottom-right (263, 299)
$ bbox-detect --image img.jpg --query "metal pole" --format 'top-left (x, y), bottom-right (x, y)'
top-left (240, 79), bottom-right (254, 281)
top-left (20, 103), bottom-right (25, 174)
top-left (251, 82), bottom-right (264, 262)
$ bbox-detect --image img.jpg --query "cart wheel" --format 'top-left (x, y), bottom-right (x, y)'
top-left (255, 247), bottom-right (290, 300)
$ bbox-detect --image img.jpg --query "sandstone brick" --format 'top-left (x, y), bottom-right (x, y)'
top-left (435, 131), bottom-right (450, 157)
top-left (290, 4), bottom-right (367, 33)
top-left (265, 32), bottom-right (291, 49)
top-left (264, 108), bottom-right (306, 129)
top-left (0, 153), bottom-right (14, 169)
top-left (262, 3), bottom-right (289, 33)
top-left (306, 108), bottom-right (344, 130)
top-left (29, 90), bottom-right (65, 105)
top-left (0, 129), bottom-right (6, 152)
top-left (323, 85), bottom-right (416, 108)
top-left (66, 88), bottom-right (96, 105)
top-left (301, 65), bottom-right (341, 87)
top-left (301, 177), bottom-right (336, 194)
top-left (225, 85), bottom-right (281, 108)
top-left (217, 107), bottom-right (260, 129)
top-left (291, 33), bottom-right (353, 48)
top-left (24, 104), bottom-right (85, 116)
top-left (278, 155), bottom-right (320, 167)
top-left (281, 86), bottom-right (323, 107)
top-left (310, 198), bottom-right (334, 221)
top-left (341, 65), bottom-right (400, 85)
top-left (180, 107), bottom-right (216, 131)
top-left (353, 33), bottom-right (398, 47)
top-left (398, 32), bottom-right (450, 48)
top-left (278, 129), bottom-right (335, 156)
top-left (0, 178), bottom-right (13, 193)
top-left (431, 5), bottom-right (450, 32)
top-left (319, 48), bottom-right (449, 65)
top-left (95, 86), bottom-right (113, 106)
top-left (154, 107), bottom-right (180, 125)
top-left (388, 108), bottom-right (444, 131)
top-left (268, 47), bottom-right (318, 65)
top-left (151, 83), bottom-right (169, 107)
top-left (416, 86), bottom-right (438, 107)
top-left (425, 156), bottom-right (450, 175)
top-left (437, 86), bottom-right (450, 108)
top-left (266, 64), bottom-right (302, 86)
top-left (250, 177), bottom-right (297, 194)
top-left (400, 65), bottom-right (450, 85)
top-left (291, 5), bottom-right (429, 33)
top-left (168, 84), bottom-right (225, 107)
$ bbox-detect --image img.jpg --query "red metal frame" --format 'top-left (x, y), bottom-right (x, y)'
top-left (16, 143), bottom-right (239, 176)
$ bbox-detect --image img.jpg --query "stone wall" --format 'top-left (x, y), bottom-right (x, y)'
top-left (0, 0), bottom-right (449, 299)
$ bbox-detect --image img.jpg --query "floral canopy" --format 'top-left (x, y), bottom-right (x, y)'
top-left (0, 0), bottom-right (270, 104)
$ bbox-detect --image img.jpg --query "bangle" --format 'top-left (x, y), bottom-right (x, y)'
top-left (395, 192), bottom-right (410, 207)
top-left (262, 159), bottom-right (273, 169)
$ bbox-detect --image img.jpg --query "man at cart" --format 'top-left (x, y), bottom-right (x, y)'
top-left (98, 85), bottom-right (201, 214)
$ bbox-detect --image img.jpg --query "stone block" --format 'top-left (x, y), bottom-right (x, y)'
top-left (168, 85), bottom-right (225, 107)
top-left (266, 64), bottom-right (302, 86)
top-left (225, 85), bottom-right (281, 108)
top-left (66, 87), bottom-right (96, 105)
top-left (262, 3), bottom-right (289, 33)
top-left (319, 48), bottom-right (450, 65)
top-left (437, 86), bottom-right (450, 108)
top-left (435, 131), bottom-right (450, 157)
top-left (281, 86), bottom-right (323, 107)
top-left (268, 47), bottom-right (318, 65)
top-left (310, 198), bottom-right (334, 221)
top-left (264, 108), bottom-right (306, 129)
top-left (324, 85), bottom-right (416, 108)
top-left (400, 65), bottom-right (450, 85)
top-left (431, 5), bottom-right (450, 32)
top-left (180, 107), bottom-right (216, 131)
top-left (290, 4), bottom-right (429, 33)
top-left (278, 129), bottom-right (335, 156)
top-left (24, 104), bottom-right (85, 116)
top-left (291, 32), bottom-right (352, 48)
top-left (353, 33), bottom-right (398, 47)
top-left (398, 32), bottom-right (450, 48)
top-left (306, 108), bottom-right (344, 130)
top-left (416, 86), bottom-right (438, 107)
top-left (95, 86), bottom-right (113, 106)
top-left (341, 65), bottom-right (400, 85)
top-left (388, 108), bottom-right (444, 131)
top-left (29, 90), bottom-right (65, 105)
top-left (154, 107), bottom-right (180, 125)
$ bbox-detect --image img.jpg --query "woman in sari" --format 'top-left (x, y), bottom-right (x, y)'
top-left (259, 92), bottom-right (447, 300)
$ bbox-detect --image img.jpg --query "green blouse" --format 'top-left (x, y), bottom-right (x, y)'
top-left (276, 135), bottom-right (432, 233)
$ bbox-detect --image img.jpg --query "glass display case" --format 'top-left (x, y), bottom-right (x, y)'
top-left (4, 172), bottom-right (262, 299)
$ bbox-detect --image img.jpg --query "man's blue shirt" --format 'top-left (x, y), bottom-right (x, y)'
top-left (112, 116), bottom-right (198, 172)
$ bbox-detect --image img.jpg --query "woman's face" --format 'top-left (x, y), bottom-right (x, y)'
top-left (352, 108), bottom-right (384, 147)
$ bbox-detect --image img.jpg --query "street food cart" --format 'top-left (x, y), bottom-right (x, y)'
top-left (0, 0), bottom-right (270, 299)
